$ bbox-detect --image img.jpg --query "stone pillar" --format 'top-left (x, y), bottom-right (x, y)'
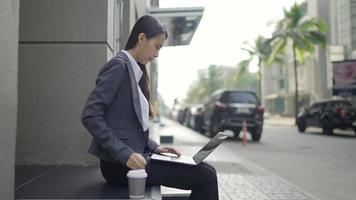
top-left (0, 0), bottom-right (19, 198)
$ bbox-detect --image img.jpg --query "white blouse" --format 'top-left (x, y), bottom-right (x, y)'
top-left (122, 50), bottom-right (149, 132)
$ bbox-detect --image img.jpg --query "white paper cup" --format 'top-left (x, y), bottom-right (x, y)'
top-left (127, 169), bottom-right (147, 199)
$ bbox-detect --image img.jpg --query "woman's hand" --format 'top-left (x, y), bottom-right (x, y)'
top-left (154, 146), bottom-right (181, 157)
top-left (126, 153), bottom-right (147, 169)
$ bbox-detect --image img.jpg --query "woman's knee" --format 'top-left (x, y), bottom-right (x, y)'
top-left (198, 162), bottom-right (217, 183)
top-left (201, 162), bottom-right (217, 174)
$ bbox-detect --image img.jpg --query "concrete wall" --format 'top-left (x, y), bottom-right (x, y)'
top-left (17, 0), bottom-right (114, 165)
top-left (0, 0), bottom-right (19, 198)
top-left (16, 0), bottom-right (150, 165)
top-left (17, 44), bottom-right (106, 165)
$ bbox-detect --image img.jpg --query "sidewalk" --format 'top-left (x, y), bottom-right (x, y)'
top-left (154, 117), bottom-right (316, 200)
top-left (264, 115), bottom-right (295, 126)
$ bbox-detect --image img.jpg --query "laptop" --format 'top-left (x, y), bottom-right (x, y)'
top-left (150, 132), bottom-right (229, 165)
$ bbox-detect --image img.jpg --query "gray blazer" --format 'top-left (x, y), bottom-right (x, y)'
top-left (81, 51), bottom-right (159, 165)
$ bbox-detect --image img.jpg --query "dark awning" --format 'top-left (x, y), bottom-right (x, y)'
top-left (148, 7), bottom-right (204, 46)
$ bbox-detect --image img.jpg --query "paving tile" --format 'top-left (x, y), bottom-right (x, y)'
top-left (156, 118), bottom-right (315, 200)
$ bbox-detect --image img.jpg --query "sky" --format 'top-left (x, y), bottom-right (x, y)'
top-left (157, 0), bottom-right (304, 107)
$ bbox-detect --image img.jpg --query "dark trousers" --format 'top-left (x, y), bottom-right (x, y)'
top-left (100, 159), bottom-right (219, 200)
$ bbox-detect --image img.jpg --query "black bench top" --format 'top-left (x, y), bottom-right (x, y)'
top-left (15, 165), bottom-right (161, 200)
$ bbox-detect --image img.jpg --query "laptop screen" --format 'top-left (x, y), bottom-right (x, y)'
top-left (193, 132), bottom-right (229, 164)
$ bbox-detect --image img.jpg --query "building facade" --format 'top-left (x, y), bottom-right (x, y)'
top-left (263, 0), bottom-right (356, 116)
top-left (336, 0), bottom-right (356, 58)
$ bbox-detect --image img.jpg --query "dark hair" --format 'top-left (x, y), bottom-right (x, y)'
top-left (125, 15), bottom-right (167, 118)
top-left (125, 15), bottom-right (168, 50)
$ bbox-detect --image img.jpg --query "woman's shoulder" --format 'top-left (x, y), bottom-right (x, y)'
top-left (108, 51), bottom-right (129, 69)
top-left (111, 52), bottom-right (129, 66)
top-left (99, 53), bottom-right (129, 75)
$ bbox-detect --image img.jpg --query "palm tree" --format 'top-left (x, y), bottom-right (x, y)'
top-left (238, 36), bottom-right (283, 98)
top-left (267, 2), bottom-right (327, 122)
top-left (185, 65), bottom-right (223, 104)
top-left (238, 36), bottom-right (269, 98)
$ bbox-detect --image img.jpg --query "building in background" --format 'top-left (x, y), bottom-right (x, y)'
top-left (334, 0), bottom-right (356, 59)
top-left (263, 0), bottom-right (356, 116)
top-left (262, 2), bottom-right (313, 116)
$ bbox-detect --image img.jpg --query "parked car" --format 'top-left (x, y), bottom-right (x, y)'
top-left (176, 107), bottom-right (191, 125)
top-left (188, 105), bottom-right (205, 133)
top-left (297, 99), bottom-right (356, 135)
top-left (203, 90), bottom-right (264, 141)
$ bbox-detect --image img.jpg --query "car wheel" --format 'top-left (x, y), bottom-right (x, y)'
top-left (251, 126), bottom-right (262, 142)
top-left (208, 118), bottom-right (221, 138)
top-left (322, 119), bottom-right (333, 135)
top-left (297, 118), bottom-right (306, 133)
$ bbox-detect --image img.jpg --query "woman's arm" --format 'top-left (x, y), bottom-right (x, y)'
top-left (81, 60), bottom-right (134, 165)
top-left (147, 138), bottom-right (159, 152)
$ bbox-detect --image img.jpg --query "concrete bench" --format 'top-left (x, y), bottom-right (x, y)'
top-left (15, 165), bottom-right (161, 200)
top-left (161, 186), bottom-right (190, 200)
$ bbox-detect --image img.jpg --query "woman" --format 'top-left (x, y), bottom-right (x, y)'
top-left (81, 15), bottom-right (218, 200)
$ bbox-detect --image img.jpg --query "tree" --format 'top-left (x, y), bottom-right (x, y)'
top-left (185, 65), bottom-right (223, 104)
top-left (206, 65), bottom-right (224, 94)
top-left (185, 65), bottom-right (259, 105)
top-left (267, 2), bottom-right (327, 122)
top-left (237, 36), bottom-right (282, 98)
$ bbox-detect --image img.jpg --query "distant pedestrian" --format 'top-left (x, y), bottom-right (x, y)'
top-left (81, 15), bottom-right (219, 200)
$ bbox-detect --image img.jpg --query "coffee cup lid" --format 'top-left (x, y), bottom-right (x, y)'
top-left (127, 169), bottom-right (147, 178)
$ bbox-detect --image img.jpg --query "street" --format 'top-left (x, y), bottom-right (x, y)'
top-left (223, 124), bottom-right (356, 200)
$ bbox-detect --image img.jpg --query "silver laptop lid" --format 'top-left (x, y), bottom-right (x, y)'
top-left (193, 132), bottom-right (229, 164)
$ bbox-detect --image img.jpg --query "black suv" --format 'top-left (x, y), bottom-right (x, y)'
top-left (203, 90), bottom-right (264, 141)
top-left (297, 99), bottom-right (356, 135)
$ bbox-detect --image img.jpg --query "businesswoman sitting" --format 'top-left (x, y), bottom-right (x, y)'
top-left (81, 15), bottom-right (219, 200)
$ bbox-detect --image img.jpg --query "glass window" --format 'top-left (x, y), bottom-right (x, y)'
top-left (220, 93), bottom-right (229, 103)
top-left (224, 92), bottom-right (258, 104)
top-left (309, 103), bottom-right (322, 112)
top-left (279, 79), bottom-right (284, 89)
top-left (333, 101), bottom-right (352, 108)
